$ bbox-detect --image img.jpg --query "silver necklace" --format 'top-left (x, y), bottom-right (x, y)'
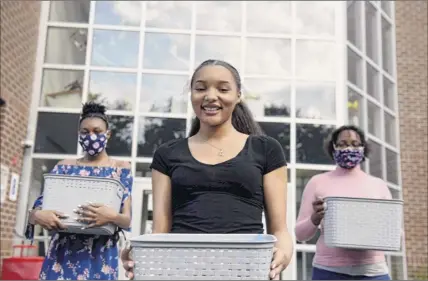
top-left (205, 142), bottom-right (224, 157)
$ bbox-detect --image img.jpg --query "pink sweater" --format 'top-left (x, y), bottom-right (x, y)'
top-left (295, 166), bottom-right (392, 267)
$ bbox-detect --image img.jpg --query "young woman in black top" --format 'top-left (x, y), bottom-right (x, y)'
top-left (122, 59), bottom-right (293, 280)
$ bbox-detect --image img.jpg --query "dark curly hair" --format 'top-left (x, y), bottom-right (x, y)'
top-left (79, 101), bottom-right (109, 129)
top-left (325, 125), bottom-right (370, 162)
top-left (188, 59), bottom-right (264, 137)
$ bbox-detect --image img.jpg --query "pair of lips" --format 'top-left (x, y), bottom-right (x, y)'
top-left (201, 105), bottom-right (223, 111)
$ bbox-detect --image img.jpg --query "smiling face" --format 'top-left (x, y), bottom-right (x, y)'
top-left (190, 65), bottom-right (241, 128)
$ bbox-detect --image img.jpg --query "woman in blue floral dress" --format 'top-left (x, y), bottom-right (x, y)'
top-left (26, 102), bottom-right (133, 280)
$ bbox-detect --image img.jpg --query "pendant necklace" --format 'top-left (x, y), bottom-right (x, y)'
top-left (205, 142), bottom-right (224, 157)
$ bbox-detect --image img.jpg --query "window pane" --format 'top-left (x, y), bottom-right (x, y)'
top-left (88, 71), bottom-right (137, 111)
top-left (365, 2), bottom-right (379, 64)
top-left (296, 83), bottom-right (336, 120)
top-left (146, 1), bottom-right (192, 29)
top-left (144, 33), bottom-right (191, 71)
top-left (348, 48), bottom-right (363, 89)
top-left (195, 36), bottom-right (241, 69)
top-left (244, 79), bottom-right (291, 118)
top-left (383, 76), bottom-right (395, 110)
top-left (40, 69), bottom-right (83, 108)
top-left (368, 139), bottom-right (383, 179)
top-left (296, 41), bottom-right (336, 81)
top-left (247, 1), bottom-right (291, 34)
top-left (94, 1), bottom-right (142, 26)
top-left (382, 18), bottom-right (394, 75)
top-left (388, 255), bottom-right (406, 280)
top-left (45, 27), bottom-right (87, 65)
top-left (196, 1), bottom-right (241, 32)
top-left (34, 113), bottom-right (79, 154)
top-left (245, 38), bottom-right (291, 76)
top-left (296, 124), bottom-right (335, 165)
top-left (296, 1), bottom-right (335, 36)
top-left (140, 74), bottom-right (188, 114)
top-left (384, 112), bottom-right (397, 147)
top-left (386, 149), bottom-right (399, 184)
top-left (258, 122), bottom-right (290, 163)
top-left (136, 162), bottom-right (152, 178)
top-left (347, 1), bottom-right (363, 49)
top-left (366, 63), bottom-right (380, 100)
top-left (106, 115), bottom-right (134, 157)
top-left (49, 1), bottom-right (90, 23)
top-left (388, 187), bottom-right (401, 200)
top-left (137, 118), bottom-right (186, 157)
top-left (91, 30), bottom-right (139, 68)
top-left (367, 101), bottom-right (381, 138)
top-left (297, 252), bottom-right (315, 280)
top-left (296, 169), bottom-right (327, 244)
top-left (348, 89), bottom-right (364, 128)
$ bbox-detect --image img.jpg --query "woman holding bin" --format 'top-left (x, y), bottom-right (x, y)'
top-left (295, 125), bottom-right (392, 280)
top-left (26, 102), bottom-right (133, 280)
top-left (121, 59), bottom-right (294, 280)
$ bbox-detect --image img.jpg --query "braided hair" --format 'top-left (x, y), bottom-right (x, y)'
top-left (188, 59), bottom-right (264, 137)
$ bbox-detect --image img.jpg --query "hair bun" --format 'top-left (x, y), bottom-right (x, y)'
top-left (82, 101), bottom-right (107, 116)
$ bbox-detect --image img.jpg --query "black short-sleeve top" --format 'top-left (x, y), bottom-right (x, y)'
top-left (150, 135), bottom-right (287, 234)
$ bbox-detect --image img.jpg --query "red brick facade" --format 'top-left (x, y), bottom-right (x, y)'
top-left (395, 1), bottom-right (428, 279)
top-left (0, 0), bottom-right (41, 265)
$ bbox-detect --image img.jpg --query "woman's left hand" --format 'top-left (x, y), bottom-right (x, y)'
top-left (270, 247), bottom-right (287, 280)
top-left (75, 203), bottom-right (117, 228)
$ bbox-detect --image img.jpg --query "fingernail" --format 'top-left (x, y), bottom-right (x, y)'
top-left (81, 227), bottom-right (86, 230)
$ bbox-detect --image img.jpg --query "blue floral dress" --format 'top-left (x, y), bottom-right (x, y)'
top-left (25, 164), bottom-right (133, 280)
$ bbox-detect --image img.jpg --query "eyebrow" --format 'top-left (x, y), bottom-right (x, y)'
top-left (194, 80), bottom-right (231, 84)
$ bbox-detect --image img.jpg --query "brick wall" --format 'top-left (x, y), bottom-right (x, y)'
top-left (395, 1), bottom-right (428, 279)
top-left (0, 0), bottom-right (41, 264)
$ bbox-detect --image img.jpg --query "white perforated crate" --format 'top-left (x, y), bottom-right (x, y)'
top-left (131, 234), bottom-right (277, 280)
top-left (324, 197), bottom-right (403, 251)
top-left (42, 174), bottom-right (124, 235)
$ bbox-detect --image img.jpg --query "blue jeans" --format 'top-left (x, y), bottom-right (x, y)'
top-left (312, 267), bottom-right (391, 280)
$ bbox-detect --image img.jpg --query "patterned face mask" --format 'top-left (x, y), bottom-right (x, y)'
top-left (79, 133), bottom-right (108, 156)
top-left (333, 146), bottom-right (364, 169)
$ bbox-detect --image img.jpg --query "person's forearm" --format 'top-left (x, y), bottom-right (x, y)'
top-left (273, 230), bottom-right (294, 266)
top-left (111, 213), bottom-right (131, 229)
top-left (295, 217), bottom-right (318, 242)
top-left (28, 208), bottom-right (41, 225)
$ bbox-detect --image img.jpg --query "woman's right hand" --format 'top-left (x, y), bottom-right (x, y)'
top-left (121, 244), bottom-right (134, 279)
top-left (310, 198), bottom-right (325, 226)
top-left (33, 210), bottom-right (68, 231)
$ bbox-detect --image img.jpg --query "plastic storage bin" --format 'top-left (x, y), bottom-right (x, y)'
top-left (42, 174), bottom-right (124, 235)
top-left (324, 197), bottom-right (403, 251)
top-left (1, 245), bottom-right (44, 280)
top-left (130, 234), bottom-right (277, 280)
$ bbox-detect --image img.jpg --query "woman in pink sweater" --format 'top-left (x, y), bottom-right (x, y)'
top-left (295, 125), bottom-right (392, 280)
